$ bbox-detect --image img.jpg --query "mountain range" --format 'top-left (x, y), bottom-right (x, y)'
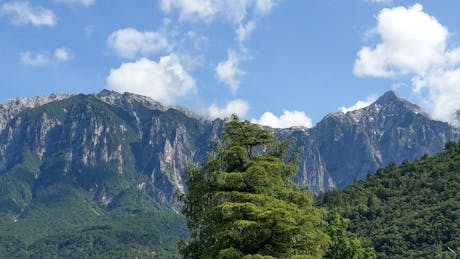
top-left (0, 89), bottom-right (459, 256)
top-left (0, 90), bottom-right (458, 204)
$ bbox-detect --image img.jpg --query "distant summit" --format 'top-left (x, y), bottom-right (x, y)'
top-left (372, 90), bottom-right (427, 116)
top-left (375, 90), bottom-right (400, 103)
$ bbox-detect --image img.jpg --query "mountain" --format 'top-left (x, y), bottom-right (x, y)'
top-left (0, 89), bottom-right (458, 256)
top-left (291, 90), bottom-right (459, 191)
top-left (0, 92), bottom-right (194, 257)
top-left (0, 90), bottom-right (458, 199)
top-left (320, 141), bottom-right (460, 258)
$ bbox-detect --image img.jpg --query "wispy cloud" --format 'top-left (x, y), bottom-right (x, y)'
top-left (160, 0), bottom-right (280, 93)
top-left (160, 0), bottom-right (278, 24)
top-left (53, 0), bottom-right (95, 7)
top-left (20, 47), bottom-right (74, 66)
top-left (54, 48), bottom-right (73, 62)
top-left (215, 50), bottom-right (245, 92)
top-left (1, 1), bottom-right (56, 27)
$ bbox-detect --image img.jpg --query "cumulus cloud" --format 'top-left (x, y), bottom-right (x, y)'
top-left (339, 96), bottom-right (377, 113)
top-left (1, 1), bottom-right (56, 27)
top-left (215, 50), bottom-right (245, 92)
top-left (354, 4), bottom-right (448, 77)
top-left (160, 0), bottom-right (278, 24)
top-left (106, 55), bottom-right (195, 104)
top-left (107, 28), bottom-right (171, 59)
top-left (354, 4), bottom-right (460, 126)
top-left (208, 99), bottom-right (250, 119)
top-left (53, 0), bottom-right (95, 6)
top-left (20, 47), bottom-right (73, 66)
top-left (413, 69), bottom-right (460, 126)
top-left (251, 110), bottom-right (313, 128)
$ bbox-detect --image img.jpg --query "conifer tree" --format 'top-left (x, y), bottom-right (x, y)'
top-left (179, 115), bottom-right (330, 258)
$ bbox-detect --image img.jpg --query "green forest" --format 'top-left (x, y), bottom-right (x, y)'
top-left (320, 142), bottom-right (460, 258)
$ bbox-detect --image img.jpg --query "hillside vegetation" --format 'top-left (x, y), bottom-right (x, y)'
top-left (320, 142), bottom-right (460, 258)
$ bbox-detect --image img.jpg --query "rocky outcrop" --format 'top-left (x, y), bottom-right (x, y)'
top-left (0, 93), bottom-right (71, 133)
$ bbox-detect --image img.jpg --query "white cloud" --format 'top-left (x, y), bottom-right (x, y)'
top-left (106, 55), bottom-right (195, 104)
top-left (160, 0), bottom-right (215, 22)
top-left (187, 31), bottom-right (208, 50)
top-left (107, 28), bottom-right (171, 59)
top-left (251, 110), bottom-right (313, 128)
top-left (354, 4), bottom-right (460, 125)
top-left (20, 51), bottom-right (51, 66)
top-left (414, 69), bottom-right (460, 126)
top-left (160, 0), bottom-right (278, 23)
top-left (215, 50), bottom-right (245, 92)
top-left (53, 0), bottom-right (95, 6)
top-left (20, 47), bottom-right (73, 66)
top-left (339, 96), bottom-right (377, 113)
top-left (254, 0), bottom-right (278, 15)
top-left (54, 48), bottom-right (73, 62)
top-left (1, 1), bottom-right (56, 27)
top-left (236, 21), bottom-right (256, 43)
top-left (208, 99), bottom-right (250, 119)
top-left (160, 0), bottom-right (279, 92)
top-left (354, 4), bottom-right (448, 77)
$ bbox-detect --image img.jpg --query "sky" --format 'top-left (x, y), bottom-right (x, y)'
top-left (1, 0), bottom-right (460, 128)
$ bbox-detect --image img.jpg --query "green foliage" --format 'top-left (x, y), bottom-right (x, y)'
top-left (0, 184), bottom-right (188, 258)
top-left (321, 141), bottom-right (460, 258)
top-left (180, 115), bottom-right (331, 258)
top-left (324, 212), bottom-right (375, 258)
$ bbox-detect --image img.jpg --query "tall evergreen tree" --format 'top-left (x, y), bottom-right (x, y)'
top-left (179, 115), bottom-right (330, 258)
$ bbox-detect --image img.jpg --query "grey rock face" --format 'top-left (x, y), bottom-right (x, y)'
top-left (0, 94), bottom-right (71, 133)
top-left (0, 90), bottom-right (457, 208)
top-left (0, 92), bottom-right (222, 208)
top-left (291, 91), bottom-right (459, 191)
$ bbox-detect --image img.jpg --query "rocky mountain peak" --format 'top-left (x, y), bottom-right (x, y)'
top-left (96, 89), bottom-right (201, 119)
top-left (0, 93), bottom-right (72, 132)
top-left (375, 90), bottom-right (400, 103)
top-left (372, 90), bottom-right (426, 115)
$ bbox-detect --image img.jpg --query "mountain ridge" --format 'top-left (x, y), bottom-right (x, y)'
top-left (0, 89), bottom-right (458, 196)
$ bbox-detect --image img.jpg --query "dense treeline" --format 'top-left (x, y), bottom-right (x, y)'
top-left (320, 141), bottom-right (460, 258)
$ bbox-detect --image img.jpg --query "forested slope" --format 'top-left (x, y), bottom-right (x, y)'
top-left (320, 142), bottom-right (460, 258)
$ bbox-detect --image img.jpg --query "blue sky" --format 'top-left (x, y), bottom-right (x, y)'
top-left (1, 0), bottom-right (460, 128)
